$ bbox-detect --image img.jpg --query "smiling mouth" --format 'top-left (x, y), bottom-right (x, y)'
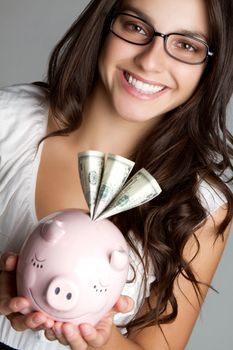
top-left (29, 289), bottom-right (88, 320)
top-left (124, 71), bottom-right (166, 94)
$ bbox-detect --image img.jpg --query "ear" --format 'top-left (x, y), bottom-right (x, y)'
top-left (41, 220), bottom-right (65, 243)
top-left (110, 249), bottom-right (128, 271)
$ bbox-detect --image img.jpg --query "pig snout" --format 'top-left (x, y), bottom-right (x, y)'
top-left (46, 276), bottom-right (78, 311)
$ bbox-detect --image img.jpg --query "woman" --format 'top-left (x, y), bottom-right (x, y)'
top-left (0, 0), bottom-right (233, 349)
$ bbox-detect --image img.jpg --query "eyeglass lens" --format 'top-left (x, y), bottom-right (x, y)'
top-left (111, 13), bottom-right (209, 64)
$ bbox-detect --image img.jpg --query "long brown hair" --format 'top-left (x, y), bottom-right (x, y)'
top-left (36, 0), bottom-right (233, 332)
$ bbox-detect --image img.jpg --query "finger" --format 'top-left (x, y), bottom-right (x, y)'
top-left (0, 297), bottom-right (12, 316)
top-left (0, 253), bottom-right (18, 271)
top-left (7, 311), bottom-right (50, 332)
top-left (112, 295), bottom-right (134, 314)
top-left (7, 313), bottom-right (32, 332)
top-left (43, 318), bottom-right (55, 329)
top-left (62, 323), bottom-right (87, 350)
top-left (52, 322), bottom-right (69, 346)
top-left (24, 312), bottom-right (50, 330)
top-left (0, 297), bottom-right (29, 316)
top-left (45, 328), bottom-right (57, 342)
top-left (8, 296), bottom-right (31, 313)
top-left (79, 315), bottom-right (113, 347)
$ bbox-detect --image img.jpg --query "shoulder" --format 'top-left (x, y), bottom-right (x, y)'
top-left (127, 207), bottom-right (232, 349)
top-left (0, 83), bottom-right (48, 123)
top-left (0, 83), bottom-right (47, 113)
top-left (0, 84), bottom-right (49, 251)
top-left (198, 179), bottom-right (229, 215)
top-left (0, 83), bottom-right (48, 151)
top-left (0, 83), bottom-right (48, 178)
top-left (0, 83), bottom-right (44, 105)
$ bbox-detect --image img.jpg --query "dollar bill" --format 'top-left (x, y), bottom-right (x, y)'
top-left (93, 154), bottom-right (135, 219)
top-left (95, 168), bottom-right (162, 220)
top-left (78, 150), bottom-right (105, 218)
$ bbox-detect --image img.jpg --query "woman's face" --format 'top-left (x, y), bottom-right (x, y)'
top-left (98, 0), bottom-right (209, 124)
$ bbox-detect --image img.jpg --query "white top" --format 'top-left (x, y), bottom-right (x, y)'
top-left (0, 84), bottom-right (227, 350)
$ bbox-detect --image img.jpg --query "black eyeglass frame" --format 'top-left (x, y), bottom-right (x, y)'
top-left (109, 13), bottom-right (214, 65)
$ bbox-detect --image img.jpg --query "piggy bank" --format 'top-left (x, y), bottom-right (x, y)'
top-left (17, 209), bottom-right (129, 325)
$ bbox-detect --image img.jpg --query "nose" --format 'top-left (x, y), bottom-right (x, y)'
top-left (46, 276), bottom-right (78, 311)
top-left (134, 37), bottom-right (167, 72)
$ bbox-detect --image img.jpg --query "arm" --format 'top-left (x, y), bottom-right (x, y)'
top-left (121, 205), bottom-right (231, 350)
top-left (3, 205), bottom-right (229, 350)
top-left (73, 204), bottom-right (230, 350)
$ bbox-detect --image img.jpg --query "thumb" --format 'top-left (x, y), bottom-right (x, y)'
top-left (0, 252), bottom-right (18, 272)
top-left (112, 295), bottom-right (134, 314)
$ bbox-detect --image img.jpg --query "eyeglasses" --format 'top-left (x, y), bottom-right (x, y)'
top-left (110, 13), bottom-right (214, 65)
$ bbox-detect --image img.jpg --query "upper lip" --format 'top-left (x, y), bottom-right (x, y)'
top-left (123, 70), bottom-right (167, 87)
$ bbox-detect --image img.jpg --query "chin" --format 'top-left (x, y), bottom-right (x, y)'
top-left (115, 107), bottom-right (157, 124)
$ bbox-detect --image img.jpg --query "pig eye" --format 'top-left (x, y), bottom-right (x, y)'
top-left (31, 256), bottom-right (45, 268)
top-left (31, 258), bottom-right (44, 269)
top-left (66, 293), bottom-right (72, 300)
top-left (55, 287), bottom-right (60, 295)
top-left (93, 284), bottom-right (108, 293)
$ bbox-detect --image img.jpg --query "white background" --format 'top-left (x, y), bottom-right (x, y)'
top-left (0, 1), bottom-right (233, 349)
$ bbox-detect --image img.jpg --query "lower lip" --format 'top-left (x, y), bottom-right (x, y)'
top-left (120, 71), bottom-right (167, 100)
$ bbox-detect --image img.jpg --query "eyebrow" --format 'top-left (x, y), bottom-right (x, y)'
top-left (121, 5), bottom-right (152, 23)
top-left (121, 5), bottom-right (208, 42)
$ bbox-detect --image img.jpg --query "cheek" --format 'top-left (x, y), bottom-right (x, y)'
top-left (176, 65), bottom-right (205, 95)
top-left (98, 36), bottom-right (132, 79)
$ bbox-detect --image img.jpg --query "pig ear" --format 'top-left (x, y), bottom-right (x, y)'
top-left (110, 249), bottom-right (128, 271)
top-left (41, 220), bottom-right (65, 243)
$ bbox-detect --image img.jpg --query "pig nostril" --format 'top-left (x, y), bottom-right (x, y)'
top-left (66, 293), bottom-right (72, 300)
top-left (55, 287), bottom-right (61, 295)
top-left (47, 278), bottom-right (78, 311)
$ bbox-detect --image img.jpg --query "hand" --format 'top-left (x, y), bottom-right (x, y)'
top-left (45, 295), bottom-right (134, 350)
top-left (0, 252), bottom-right (54, 331)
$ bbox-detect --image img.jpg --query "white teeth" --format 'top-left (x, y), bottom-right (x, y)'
top-left (125, 73), bottom-right (164, 94)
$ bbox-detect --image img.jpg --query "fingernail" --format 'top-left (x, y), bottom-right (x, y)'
top-left (32, 315), bottom-right (44, 325)
top-left (65, 325), bottom-right (75, 337)
top-left (14, 300), bottom-right (26, 310)
top-left (121, 298), bottom-right (128, 310)
top-left (6, 254), bottom-right (16, 263)
top-left (45, 319), bottom-right (54, 329)
top-left (46, 329), bottom-right (55, 338)
top-left (81, 324), bottom-right (92, 336)
top-left (54, 326), bottom-right (62, 336)
top-left (5, 255), bottom-right (17, 270)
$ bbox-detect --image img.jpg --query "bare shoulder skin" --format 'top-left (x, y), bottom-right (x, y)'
top-left (87, 206), bottom-right (231, 350)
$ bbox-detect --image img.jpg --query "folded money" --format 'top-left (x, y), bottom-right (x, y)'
top-left (78, 151), bottom-right (162, 220)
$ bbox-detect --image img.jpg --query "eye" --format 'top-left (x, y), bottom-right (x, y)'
top-left (176, 41), bottom-right (197, 52)
top-left (31, 256), bottom-right (45, 269)
top-left (120, 16), bottom-right (152, 38)
top-left (169, 35), bottom-right (204, 55)
top-left (124, 21), bottom-right (147, 36)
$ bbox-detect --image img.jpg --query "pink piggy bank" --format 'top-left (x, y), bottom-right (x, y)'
top-left (17, 209), bottom-right (129, 326)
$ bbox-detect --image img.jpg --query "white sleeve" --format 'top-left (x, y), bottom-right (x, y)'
top-left (0, 84), bottom-right (48, 254)
top-left (198, 179), bottom-right (228, 215)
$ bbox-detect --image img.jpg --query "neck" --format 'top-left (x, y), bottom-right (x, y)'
top-left (71, 81), bottom-right (155, 158)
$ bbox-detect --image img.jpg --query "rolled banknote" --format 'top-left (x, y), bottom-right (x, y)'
top-left (93, 154), bottom-right (135, 219)
top-left (95, 168), bottom-right (162, 220)
top-left (78, 150), bottom-right (105, 218)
